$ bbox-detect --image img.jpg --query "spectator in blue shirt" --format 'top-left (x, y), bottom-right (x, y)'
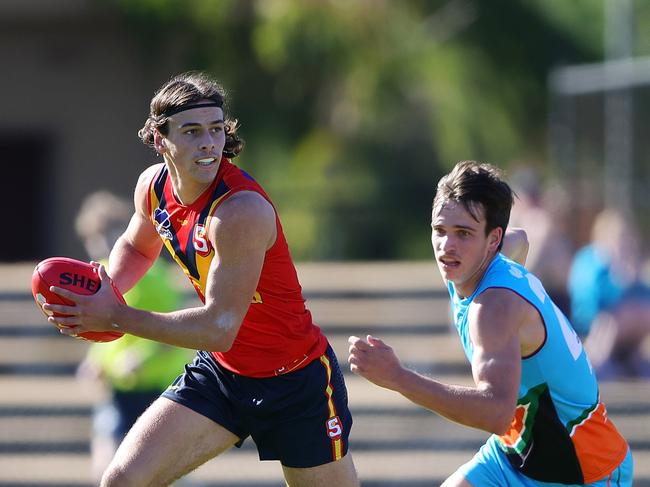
top-left (568, 207), bottom-right (650, 379)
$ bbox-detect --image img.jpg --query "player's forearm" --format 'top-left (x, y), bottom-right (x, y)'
top-left (392, 368), bottom-right (514, 434)
top-left (108, 236), bottom-right (156, 293)
top-left (112, 304), bottom-right (242, 351)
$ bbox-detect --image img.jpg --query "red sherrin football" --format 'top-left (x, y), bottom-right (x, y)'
top-left (31, 257), bottom-right (125, 343)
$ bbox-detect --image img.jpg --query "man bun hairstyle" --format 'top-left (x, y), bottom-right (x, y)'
top-left (433, 160), bottom-right (515, 250)
top-left (138, 71), bottom-right (244, 158)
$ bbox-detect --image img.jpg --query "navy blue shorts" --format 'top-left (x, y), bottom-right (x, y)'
top-left (161, 344), bottom-right (352, 468)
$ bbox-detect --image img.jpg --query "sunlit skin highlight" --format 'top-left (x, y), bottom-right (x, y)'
top-left (215, 311), bottom-right (237, 332)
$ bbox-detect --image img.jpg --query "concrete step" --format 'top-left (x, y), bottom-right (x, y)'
top-left (2, 262), bottom-right (650, 486)
top-left (296, 261), bottom-right (443, 294)
top-left (6, 405), bottom-right (650, 453)
top-left (2, 448), bottom-right (650, 487)
top-left (2, 375), bottom-right (649, 441)
top-left (2, 295), bottom-right (451, 331)
top-left (3, 373), bottom-right (649, 411)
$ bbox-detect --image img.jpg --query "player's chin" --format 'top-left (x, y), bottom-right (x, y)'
top-left (437, 262), bottom-right (459, 279)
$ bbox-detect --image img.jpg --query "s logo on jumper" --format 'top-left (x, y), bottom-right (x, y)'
top-left (193, 224), bottom-right (211, 256)
top-left (326, 416), bottom-right (343, 440)
top-left (154, 208), bottom-right (173, 239)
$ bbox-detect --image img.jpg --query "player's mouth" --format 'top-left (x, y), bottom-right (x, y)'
top-left (196, 157), bottom-right (217, 166)
top-left (439, 256), bottom-right (461, 270)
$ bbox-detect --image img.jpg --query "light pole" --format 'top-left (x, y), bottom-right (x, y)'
top-left (603, 0), bottom-right (634, 213)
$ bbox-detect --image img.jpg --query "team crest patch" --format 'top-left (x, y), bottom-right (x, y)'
top-left (154, 208), bottom-right (173, 239)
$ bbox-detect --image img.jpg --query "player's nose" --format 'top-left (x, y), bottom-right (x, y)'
top-left (198, 132), bottom-right (216, 152)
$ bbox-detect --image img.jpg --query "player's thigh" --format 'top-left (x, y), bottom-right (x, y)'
top-left (281, 452), bottom-right (359, 487)
top-left (101, 397), bottom-right (240, 487)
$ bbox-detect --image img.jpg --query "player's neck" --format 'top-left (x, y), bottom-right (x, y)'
top-left (167, 169), bottom-right (214, 206)
top-left (173, 182), bottom-right (210, 206)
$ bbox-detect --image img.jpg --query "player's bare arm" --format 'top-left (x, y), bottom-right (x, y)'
top-left (349, 287), bottom-right (524, 435)
top-left (198, 190), bottom-right (277, 350)
top-left (45, 190), bottom-right (276, 351)
top-left (106, 164), bottom-right (166, 294)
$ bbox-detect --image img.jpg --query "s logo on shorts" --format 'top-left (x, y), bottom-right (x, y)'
top-left (326, 416), bottom-right (343, 440)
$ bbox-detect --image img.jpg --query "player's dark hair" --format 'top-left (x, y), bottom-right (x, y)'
top-left (138, 71), bottom-right (244, 158)
top-left (433, 161), bottom-right (514, 251)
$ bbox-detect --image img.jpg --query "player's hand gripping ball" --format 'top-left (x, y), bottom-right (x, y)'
top-left (31, 257), bottom-right (125, 342)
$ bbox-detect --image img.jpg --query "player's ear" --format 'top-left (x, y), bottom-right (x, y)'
top-left (153, 130), bottom-right (167, 154)
top-left (488, 227), bottom-right (502, 252)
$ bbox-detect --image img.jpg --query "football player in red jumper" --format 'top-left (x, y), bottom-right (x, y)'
top-left (43, 71), bottom-right (358, 487)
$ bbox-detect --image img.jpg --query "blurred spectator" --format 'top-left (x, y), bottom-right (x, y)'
top-left (74, 190), bottom-right (194, 482)
top-left (568, 207), bottom-right (650, 380)
top-left (509, 166), bottom-right (574, 316)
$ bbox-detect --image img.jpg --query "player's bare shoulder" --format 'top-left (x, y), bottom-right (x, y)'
top-left (470, 287), bottom-right (543, 354)
top-left (470, 288), bottom-right (528, 336)
top-left (210, 191), bottom-right (277, 251)
top-left (133, 163), bottom-right (165, 214)
top-left (473, 288), bottom-right (531, 321)
top-left (135, 163), bottom-right (164, 194)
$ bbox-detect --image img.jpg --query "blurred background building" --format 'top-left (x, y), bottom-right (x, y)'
top-left (1, 0), bottom-right (183, 262)
top-left (4, 0), bottom-right (649, 264)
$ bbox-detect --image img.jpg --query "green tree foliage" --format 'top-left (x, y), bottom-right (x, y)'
top-left (111, 0), bottom-right (602, 260)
